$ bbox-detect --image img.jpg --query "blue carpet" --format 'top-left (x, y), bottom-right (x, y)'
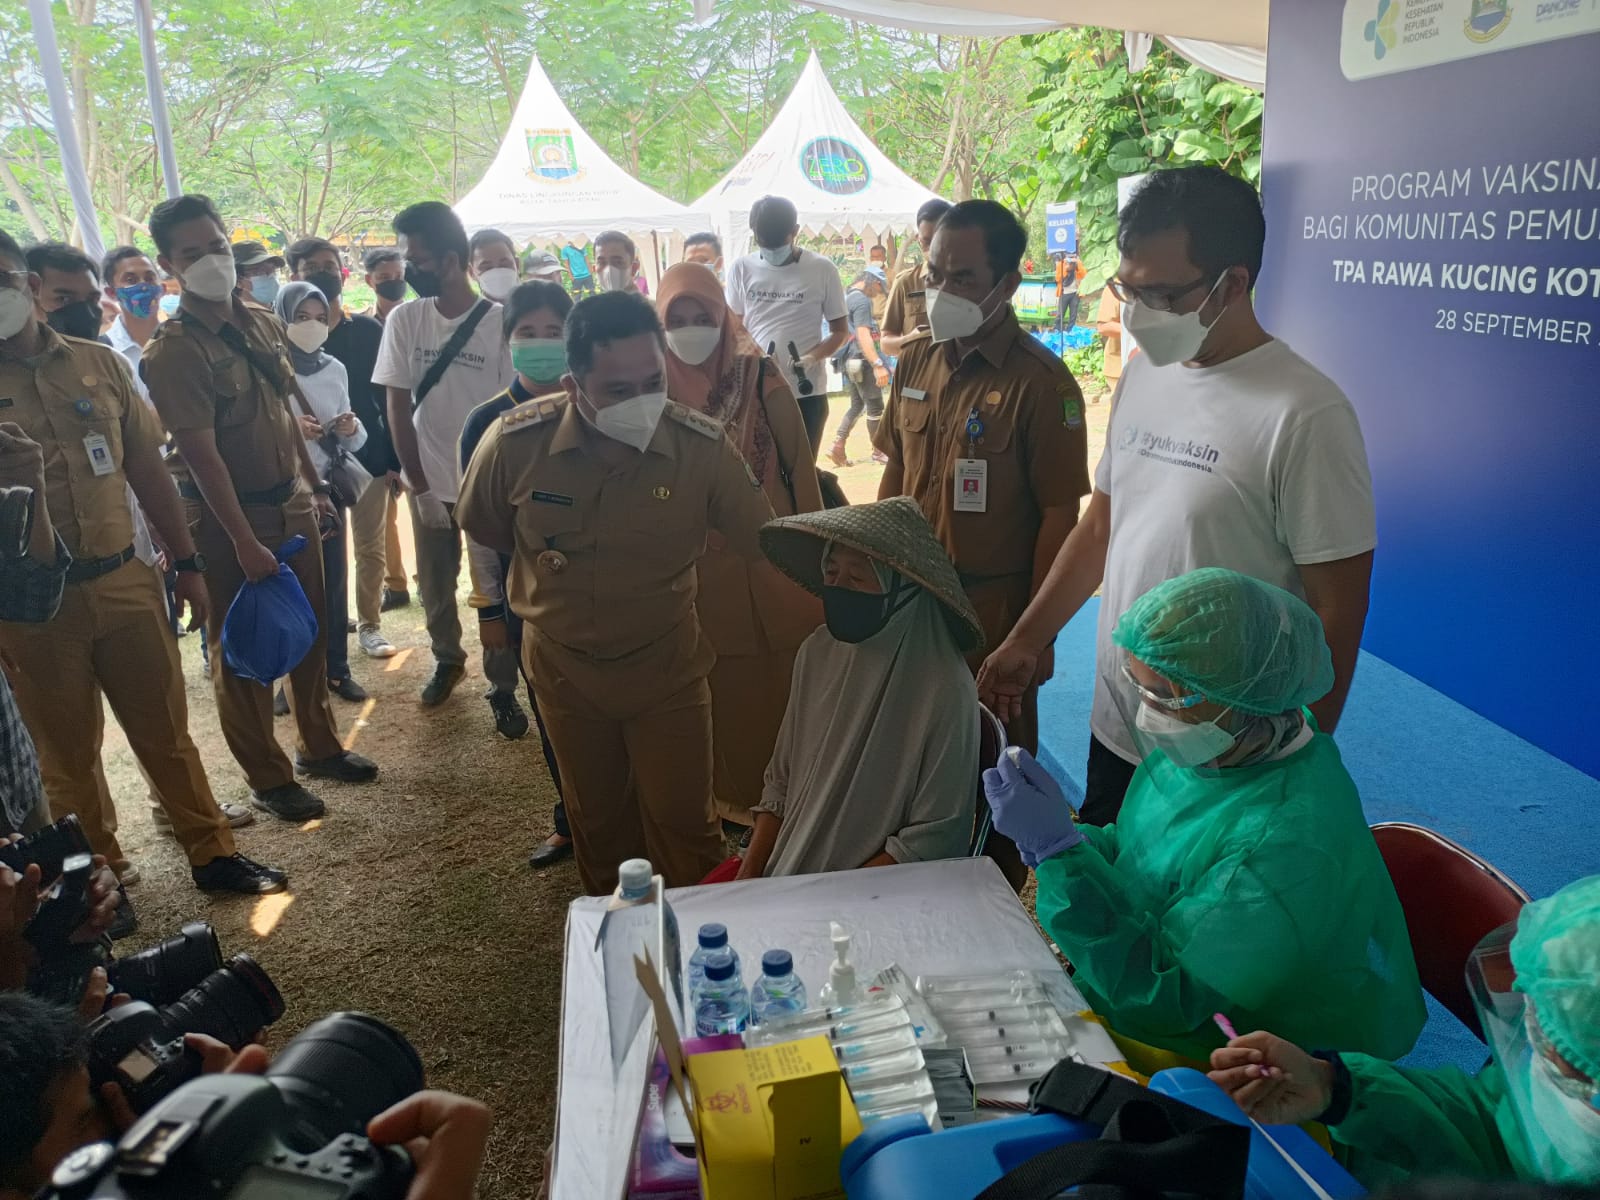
top-left (1036, 597), bottom-right (1600, 1071)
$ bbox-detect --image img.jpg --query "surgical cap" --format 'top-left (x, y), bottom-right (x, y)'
top-left (1512, 873), bottom-right (1600, 1082)
top-left (1112, 567), bottom-right (1334, 716)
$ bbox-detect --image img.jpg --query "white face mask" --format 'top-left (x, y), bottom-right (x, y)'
top-left (287, 321), bottom-right (329, 354)
top-left (665, 325), bottom-right (721, 366)
top-left (476, 267), bottom-right (518, 303)
top-left (1526, 1057), bottom-right (1600, 1183)
top-left (925, 282), bottom-right (1000, 343)
top-left (0, 287), bottom-right (33, 339)
top-left (1121, 274), bottom-right (1227, 367)
top-left (1135, 703), bottom-right (1237, 769)
top-left (598, 265), bottom-right (632, 293)
top-left (182, 253), bottom-right (237, 302)
top-left (758, 244), bottom-right (793, 268)
top-left (581, 389), bottom-right (668, 451)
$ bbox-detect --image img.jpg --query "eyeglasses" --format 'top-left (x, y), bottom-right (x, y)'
top-left (1121, 662), bottom-right (1204, 710)
top-left (1107, 274), bottom-right (1214, 313)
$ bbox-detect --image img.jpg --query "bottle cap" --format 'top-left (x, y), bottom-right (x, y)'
top-left (698, 922), bottom-right (728, 949)
top-left (704, 948), bottom-right (736, 982)
top-left (761, 949), bottom-right (793, 977)
top-left (617, 859), bottom-right (653, 898)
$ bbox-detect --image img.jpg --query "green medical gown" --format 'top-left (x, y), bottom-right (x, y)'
top-left (1034, 733), bottom-right (1424, 1060)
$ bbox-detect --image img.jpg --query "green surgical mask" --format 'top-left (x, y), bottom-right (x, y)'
top-left (510, 337), bottom-right (567, 384)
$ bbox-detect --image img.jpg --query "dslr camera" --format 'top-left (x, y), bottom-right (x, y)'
top-left (0, 483), bottom-right (34, 558)
top-left (1, 815), bottom-right (112, 1003)
top-left (45, 1012), bottom-right (425, 1200)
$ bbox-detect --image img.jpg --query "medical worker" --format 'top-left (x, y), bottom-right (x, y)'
top-left (984, 567), bottom-right (1424, 1061)
top-left (1210, 873), bottom-right (1600, 1189)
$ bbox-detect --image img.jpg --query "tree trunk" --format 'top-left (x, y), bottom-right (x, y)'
top-left (0, 158), bottom-right (50, 239)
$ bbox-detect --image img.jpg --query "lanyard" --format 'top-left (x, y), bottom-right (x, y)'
top-left (965, 405), bottom-right (984, 455)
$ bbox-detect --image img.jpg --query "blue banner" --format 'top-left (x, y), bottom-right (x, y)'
top-left (1046, 201), bottom-right (1077, 256)
top-left (1260, 0), bottom-right (1600, 776)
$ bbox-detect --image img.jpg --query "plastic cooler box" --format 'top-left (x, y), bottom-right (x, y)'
top-left (840, 1068), bottom-right (1365, 1200)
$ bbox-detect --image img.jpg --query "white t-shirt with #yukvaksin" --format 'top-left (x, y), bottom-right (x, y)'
top-left (371, 297), bottom-right (512, 502)
top-left (1092, 338), bottom-right (1376, 762)
top-left (726, 248), bottom-right (848, 396)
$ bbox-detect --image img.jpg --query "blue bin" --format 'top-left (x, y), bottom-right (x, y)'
top-left (841, 1068), bottom-right (1364, 1200)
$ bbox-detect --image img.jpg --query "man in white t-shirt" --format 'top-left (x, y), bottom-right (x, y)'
top-left (725, 195), bottom-right (850, 451)
top-left (978, 166), bottom-right (1377, 825)
top-left (374, 201), bottom-right (513, 710)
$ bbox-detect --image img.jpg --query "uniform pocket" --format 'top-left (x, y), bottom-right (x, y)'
top-left (899, 396), bottom-right (932, 434)
top-left (516, 495), bottom-right (585, 550)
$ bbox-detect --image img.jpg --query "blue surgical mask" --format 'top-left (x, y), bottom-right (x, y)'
top-left (758, 244), bottom-right (793, 268)
top-left (158, 294), bottom-right (180, 316)
top-left (116, 282), bottom-right (163, 320)
top-left (248, 275), bottom-right (281, 304)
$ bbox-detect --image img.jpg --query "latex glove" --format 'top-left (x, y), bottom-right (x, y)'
top-left (413, 491), bottom-right (453, 531)
top-left (981, 747), bottom-right (1083, 867)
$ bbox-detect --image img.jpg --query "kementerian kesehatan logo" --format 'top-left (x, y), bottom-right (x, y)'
top-left (1464, 0), bottom-right (1513, 41)
top-left (799, 137), bottom-right (871, 196)
top-left (526, 129), bottom-right (580, 181)
top-left (1363, 0), bottom-right (1398, 58)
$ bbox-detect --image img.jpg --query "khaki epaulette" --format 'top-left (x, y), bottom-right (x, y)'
top-left (501, 395), bottom-right (565, 432)
top-left (664, 401), bottom-right (722, 440)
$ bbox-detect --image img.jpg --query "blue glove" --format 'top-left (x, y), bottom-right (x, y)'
top-left (981, 747), bottom-right (1084, 868)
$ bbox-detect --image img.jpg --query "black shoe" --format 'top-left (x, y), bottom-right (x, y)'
top-left (273, 686), bottom-right (289, 716)
top-left (295, 750), bottom-right (378, 783)
top-left (192, 853), bottom-right (288, 894)
top-left (329, 676), bottom-right (369, 702)
top-left (380, 587), bottom-right (410, 612)
top-left (489, 691), bottom-right (529, 739)
top-left (107, 888), bottom-right (138, 940)
top-left (529, 836), bottom-right (573, 870)
top-left (420, 663), bottom-right (465, 707)
top-left (252, 782), bottom-right (326, 821)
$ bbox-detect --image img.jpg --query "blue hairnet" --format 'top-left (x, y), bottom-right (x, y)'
top-left (222, 535), bottom-right (319, 684)
top-left (1512, 873), bottom-right (1600, 1083)
top-left (1112, 567), bottom-right (1334, 716)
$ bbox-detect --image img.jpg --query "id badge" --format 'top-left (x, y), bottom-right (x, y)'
top-left (953, 458), bottom-right (988, 513)
top-left (83, 432), bottom-right (115, 477)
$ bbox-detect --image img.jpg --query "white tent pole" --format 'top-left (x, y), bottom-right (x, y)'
top-left (27, 0), bottom-right (105, 260)
top-left (133, 0), bottom-right (182, 198)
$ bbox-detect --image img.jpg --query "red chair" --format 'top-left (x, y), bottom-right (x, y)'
top-left (1371, 822), bottom-right (1530, 1041)
top-left (969, 704), bottom-right (1007, 857)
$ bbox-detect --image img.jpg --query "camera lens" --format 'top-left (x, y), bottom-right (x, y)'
top-left (159, 953), bottom-right (285, 1048)
top-left (267, 1012), bottom-right (424, 1151)
top-left (108, 921), bottom-right (223, 1006)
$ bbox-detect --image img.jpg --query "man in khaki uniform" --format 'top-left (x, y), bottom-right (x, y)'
top-left (0, 227), bottom-right (286, 894)
top-left (881, 198), bottom-right (953, 358)
top-left (874, 200), bottom-right (1089, 885)
top-left (141, 195), bottom-right (378, 821)
top-left (457, 291), bottom-right (774, 894)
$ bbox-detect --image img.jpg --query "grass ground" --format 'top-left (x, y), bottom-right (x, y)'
top-left (91, 387), bottom-right (1110, 1198)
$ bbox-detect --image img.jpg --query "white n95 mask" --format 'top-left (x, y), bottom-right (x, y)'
top-left (1135, 703), bottom-right (1237, 769)
top-left (666, 326), bottom-right (721, 366)
top-left (182, 253), bottom-right (238, 302)
top-left (287, 321), bottom-right (329, 354)
top-left (0, 288), bottom-right (33, 339)
top-left (598, 265), bottom-right (632, 292)
top-left (584, 390), bottom-right (668, 452)
top-left (1121, 274), bottom-right (1227, 367)
top-left (925, 283), bottom-right (1000, 343)
top-left (476, 267), bottom-right (518, 303)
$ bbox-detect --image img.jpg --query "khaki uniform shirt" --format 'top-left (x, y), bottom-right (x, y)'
top-left (882, 262), bottom-right (929, 339)
top-left (455, 396), bottom-right (775, 662)
top-left (873, 308), bottom-right (1090, 584)
top-left (0, 326), bottom-right (165, 559)
top-left (142, 298), bottom-right (304, 498)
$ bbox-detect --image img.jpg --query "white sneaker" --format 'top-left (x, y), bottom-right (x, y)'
top-left (359, 626), bottom-right (398, 658)
top-left (151, 802), bottom-right (256, 832)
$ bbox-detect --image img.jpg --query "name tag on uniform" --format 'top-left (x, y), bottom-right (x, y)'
top-left (902, 387), bottom-right (928, 401)
top-left (83, 432), bottom-right (115, 477)
top-left (530, 490), bottom-right (573, 506)
top-left (953, 458), bottom-right (988, 513)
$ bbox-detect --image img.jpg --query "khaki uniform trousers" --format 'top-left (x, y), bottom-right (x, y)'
top-left (0, 560), bottom-right (234, 867)
top-left (708, 647), bottom-right (798, 825)
top-left (528, 628), bottom-right (725, 896)
top-left (349, 477), bottom-right (391, 630)
top-left (196, 501), bottom-right (344, 791)
top-left (384, 489), bottom-right (407, 593)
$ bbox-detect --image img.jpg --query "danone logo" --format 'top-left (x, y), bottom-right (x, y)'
top-left (1465, 0), bottom-right (1513, 41)
top-left (800, 137), bottom-right (871, 196)
top-left (1363, 0), bottom-right (1398, 58)
top-left (526, 129), bottom-right (580, 181)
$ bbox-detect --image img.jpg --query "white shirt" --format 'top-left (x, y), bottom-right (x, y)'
top-left (293, 359), bottom-right (366, 479)
top-left (371, 297), bottom-right (511, 502)
top-left (105, 315), bottom-right (156, 565)
top-left (725, 249), bottom-right (847, 397)
top-left (1092, 338), bottom-right (1376, 762)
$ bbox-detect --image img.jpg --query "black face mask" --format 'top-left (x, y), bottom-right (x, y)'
top-left (822, 576), bottom-right (917, 644)
top-left (404, 264), bottom-right (441, 299)
top-left (305, 269), bottom-right (343, 304)
top-left (46, 299), bottom-right (103, 342)
top-left (374, 278), bottom-right (408, 303)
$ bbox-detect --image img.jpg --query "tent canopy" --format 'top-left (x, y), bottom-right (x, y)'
top-left (694, 52), bottom-right (943, 258)
top-left (454, 57), bottom-right (709, 242)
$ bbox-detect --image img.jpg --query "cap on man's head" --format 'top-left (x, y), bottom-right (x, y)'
top-left (232, 240), bottom-right (285, 270)
top-left (522, 250), bottom-right (562, 280)
top-left (864, 265), bottom-right (887, 286)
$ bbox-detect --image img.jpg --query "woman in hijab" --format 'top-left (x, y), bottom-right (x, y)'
top-left (275, 281), bottom-right (368, 705)
top-left (736, 498), bottom-right (980, 878)
top-left (656, 262), bottom-right (824, 826)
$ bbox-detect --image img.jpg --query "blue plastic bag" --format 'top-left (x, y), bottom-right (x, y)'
top-left (221, 535), bottom-right (319, 684)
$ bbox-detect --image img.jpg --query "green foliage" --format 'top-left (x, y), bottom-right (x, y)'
top-left (1062, 337), bottom-right (1106, 393)
top-left (1026, 29), bottom-right (1263, 286)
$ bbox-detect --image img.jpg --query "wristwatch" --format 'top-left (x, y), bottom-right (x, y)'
top-left (311, 483), bottom-right (333, 496)
top-left (172, 552), bottom-right (207, 574)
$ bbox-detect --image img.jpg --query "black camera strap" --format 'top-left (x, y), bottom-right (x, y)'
top-left (413, 298), bottom-right (492, 410)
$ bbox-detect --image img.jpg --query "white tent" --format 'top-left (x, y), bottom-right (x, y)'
top-left (694, 52), bottom-right (942, 260)
top-left (453, 56), bottom-right (709, 244)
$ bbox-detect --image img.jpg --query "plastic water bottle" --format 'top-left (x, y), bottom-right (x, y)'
top-left (687, 923), bottom-right (740, 1010)
top-left (749, 949), bottom-right (808, 1026)
top-left (694, 948), bottom-right (750, 1036)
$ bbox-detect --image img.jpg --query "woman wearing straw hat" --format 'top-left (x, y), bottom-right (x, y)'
top-left (657, 263), bottom-right (825, 827)
top-left (736, 497), bottom-right (981, 879)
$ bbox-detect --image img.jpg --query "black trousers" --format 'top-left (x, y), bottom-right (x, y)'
top-left (1079, 733), bottom-right (1138, 826)
top-left (506, 606), bottom-right (568, 838)
top-left (797, 393), bottom-right (828, 454)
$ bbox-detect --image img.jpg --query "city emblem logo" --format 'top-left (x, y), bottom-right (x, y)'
top-left (527, 129), bottom-right (580, 181)
top-left (1464, 0), bottom-right (1513, 41)
top-left (799, 137), bottom-right (871, 196)
top-left (1363, 0), bottom-right (1398, 58)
